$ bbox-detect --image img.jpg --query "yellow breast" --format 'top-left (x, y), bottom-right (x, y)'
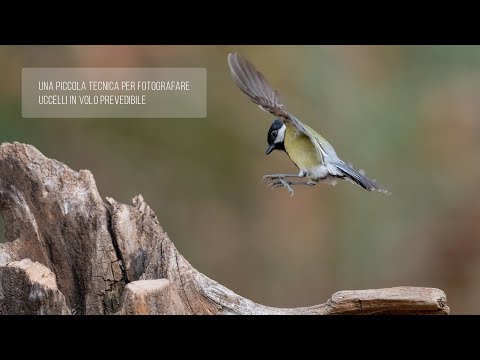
top-left (284, 125), bottom-right (322, 171)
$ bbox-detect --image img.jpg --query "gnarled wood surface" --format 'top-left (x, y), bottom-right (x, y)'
top-left (0, 142), bottom-right (450, 315)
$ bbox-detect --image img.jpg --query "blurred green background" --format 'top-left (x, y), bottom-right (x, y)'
top-left (1, 45), bottom-right (479, 314)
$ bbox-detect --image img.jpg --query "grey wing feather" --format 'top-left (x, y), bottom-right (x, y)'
top-left (227, 52), bottom-right (286, 116)
top-left (228, 52), bottom-right (324, 160)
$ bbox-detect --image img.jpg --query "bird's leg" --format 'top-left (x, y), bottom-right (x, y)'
top-left (272, 178), bottom-right (295, 196)
top-left (270, 180), bottom-right (318, 188)
top-left (262, 173), bottom-right (303, 182)
top-left (269, 179), bottom-right (318, 197)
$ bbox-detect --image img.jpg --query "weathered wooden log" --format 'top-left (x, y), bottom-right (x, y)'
top-left (0, 142), bottom-right (449, 315)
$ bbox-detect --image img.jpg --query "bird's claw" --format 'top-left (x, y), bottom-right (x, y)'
top-left (265, 178), bottom-right (318, 196)
top-left (262, 174), bottom-right (281, 182)
top-left (269, 179), bottom-right (295, 196)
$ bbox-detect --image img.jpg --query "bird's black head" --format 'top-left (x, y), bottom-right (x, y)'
top-left (266, 119), bottom-right (286, 155)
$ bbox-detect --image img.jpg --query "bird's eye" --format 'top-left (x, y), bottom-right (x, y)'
top-left (272, 130), bottom-right (278, 137)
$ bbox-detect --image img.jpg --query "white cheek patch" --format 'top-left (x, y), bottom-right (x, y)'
top-left (274, 124), bottom-right (286, 143)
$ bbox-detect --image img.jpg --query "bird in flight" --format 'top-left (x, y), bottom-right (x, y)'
top-left (227, 52), bottom-right (389, 196)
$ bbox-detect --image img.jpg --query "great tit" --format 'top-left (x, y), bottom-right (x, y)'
top-left (227, 52), bottom-right (388, 196)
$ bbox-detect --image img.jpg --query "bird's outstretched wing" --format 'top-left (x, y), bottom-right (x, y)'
top-left (227, 53), bottom-right (323, 160)
top-left (228, 52), bottom-right (288, 117)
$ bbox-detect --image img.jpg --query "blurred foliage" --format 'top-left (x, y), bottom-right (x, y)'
top-left (1, 45), bottom-right (480, 313)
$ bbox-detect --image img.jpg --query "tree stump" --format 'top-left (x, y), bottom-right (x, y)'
top-left (0, 143), bottom-right (450, 315)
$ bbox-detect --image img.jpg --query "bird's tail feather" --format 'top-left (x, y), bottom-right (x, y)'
top-left (334, 162), bottom-right (389, 194)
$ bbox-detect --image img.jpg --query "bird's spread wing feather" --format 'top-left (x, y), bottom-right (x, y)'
top-left (227, 52), bottom-right (287, 117)
top-left (228, 52), bottom-right (324, 161)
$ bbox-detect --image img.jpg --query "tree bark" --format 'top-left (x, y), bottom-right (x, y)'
top-left (0, 142), bottom-right (450, 315)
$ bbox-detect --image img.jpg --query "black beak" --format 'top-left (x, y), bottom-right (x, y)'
top-left (265, 144), bottom-right (275, 155)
